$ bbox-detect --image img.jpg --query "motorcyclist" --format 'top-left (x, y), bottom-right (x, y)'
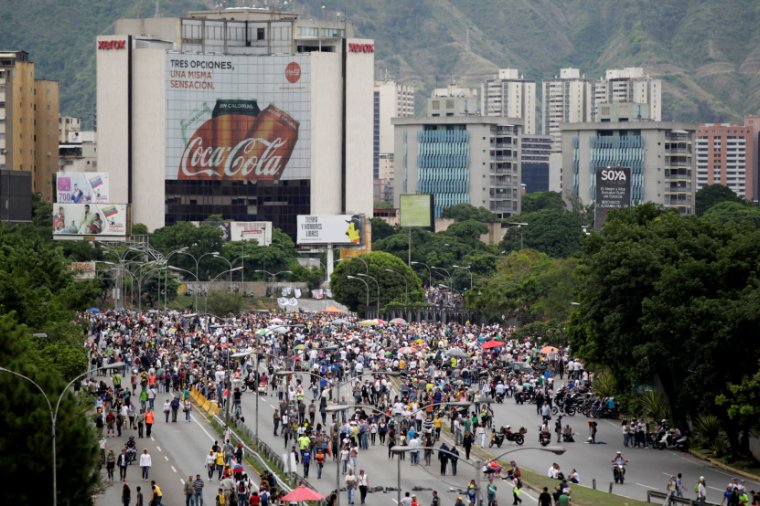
top-left (611, 451), bottom-right (627, 466)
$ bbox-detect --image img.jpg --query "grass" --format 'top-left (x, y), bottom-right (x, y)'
top-left (517, 467), bottom-right (650, 506)
top-left (689, 447), bottom-right (760, 480)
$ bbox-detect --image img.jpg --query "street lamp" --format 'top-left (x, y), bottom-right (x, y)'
top-left (169, 265), bottom-right (200, 310)
top-left (226, 350), bottom-right (253, 429)
top-left (347, 275), bottom-right (370, 317)
top-left (254, 269), bottom-right (293, 282)
top-left (179, 250), bottom-right (220, 281)
top-left (431, 265), bottom-right (452, 288)
top-left (337, 256), bottom-right (368, 272)
top-left (453, 264), bottom-right (473, 291)
top-left (504, 222), bottom-right (529, 250)
top-left (206, 267), bottom-right (243, 313)
top-left (410, 261), bottom-right (432, 288)
top-left (0, 362), bottom-right (125, 506)
top-left (163, 247), bottom-right (188, 309)
top-left (357, 273), bottom-right (380, 317)
top-left (384, 268), bottom-right (408, 303)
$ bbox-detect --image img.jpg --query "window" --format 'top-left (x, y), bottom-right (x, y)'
top-left (257, 28), bottom-right (265, 41)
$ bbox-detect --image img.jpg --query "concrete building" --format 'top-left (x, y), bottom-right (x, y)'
top-left (60, 130), bottom-right (98, 173)
top-left (594, 67), bottom-right (661, 122)
top-left (373, 80), bottom-right (414, 203)
top-left (541, 68), bottom-right (593, 149)
top-left (520, 135), bottom-right (551, 193)
top-left (481, 68), bottom-right (537, 134)
top-left (0, 51), bottom-right (59, 201)
top-left (561, 121), bottom-right (697, 216)
top-left (59, 116), bottom-right (81, 143)
top-left (96, 8), bottom-right (374, 237)
top-left (393, 116), bottom-right (521, 219)
top-left (696, 119), bottom-right (759, 200)
top-left (428, 84), bottom-right (479, 117)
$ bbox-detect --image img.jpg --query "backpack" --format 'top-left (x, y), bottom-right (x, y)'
top-left (171, 398), bottom-right (180, 410)
top-left (238, 481), bottom-right (246, 494)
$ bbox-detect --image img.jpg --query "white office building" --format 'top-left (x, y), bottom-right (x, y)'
top-left (593, 67), bottom-right (661, 122)
top-left (481, 68), bottom-right (536, 135)
top-left (373, 80), bottom-right (414, 203)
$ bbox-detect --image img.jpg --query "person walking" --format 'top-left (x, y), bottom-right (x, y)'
top-left (145, 408), bottom-right (154, 437)
top-left (193, 474), bottom-right (205, 506)
top-left (106, 450), bottom-right (116, 480)
top-left (184, 476), bottom-right (194, 506)
top-left (140, 449), bottom-right (152, 480)
top-left (117, 448), bottom-right (129, 482)
top-left (438, 443), bottom-right (449, 475)
top-left (135, 485), bottom-right (144, 506)
top-left (357, 469), bottom-right (369, 505)
top-left (163, 399), bottom-right (171, 423)
top-left (344, 469), bottom-right (358, 505)
top-left (122, 483), bottom-right (131, 506)
top-left (449, 445), bottom-right (459, 476)
top-left (316, 448), bottom-right (325, 479)
top-left (665, 475), bottom-right (677, 505)
top-left (151, 480), bottom-right (163, 506)
top-left (463, 431), bottom-right (474, 460)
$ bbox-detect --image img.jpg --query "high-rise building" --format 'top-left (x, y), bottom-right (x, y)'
top-left (481, 68), bottom-right (536, 135)
top-left (594, 67), bottom-right (661, 122)
top-left (373, 80), bottom-right (414, 203)
top-left (541, 68), bottom-right (593, 149)
top-left (96, 8), bottom-right (374, 237)
top-left (428, 84), bottom-right (479, 117)
top-left (0, 50), bottom-right (59, 201)
top-left (696, 118), bottom-right (759, 200)
top-left (562, 120), bottom-right (697, 216)
top-left (520, 135), bottom-right (551, 193)
top-left (393, 116), bottom-right (521, 219)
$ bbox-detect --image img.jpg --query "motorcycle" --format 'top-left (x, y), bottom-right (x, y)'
top-left (239, 375), bottom-right (258, 393)
top-left (538, 429), bottom-right (552, 447)
top-left (505, 427), bottom-right (527, 446)
top-left (654, 431), bottom-right (688, 451)
top-left (612, 463), bottom-right (626, 484)
top-left (490, 432), bottom-right (506, 448)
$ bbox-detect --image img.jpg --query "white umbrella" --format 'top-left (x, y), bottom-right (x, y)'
top-left (446, 348), bottom-right (468, 358)
top-left (270, 317), bottom-right (285, 325)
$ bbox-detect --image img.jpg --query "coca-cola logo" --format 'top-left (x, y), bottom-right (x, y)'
top-left (179, 135), bottom-right (288, 180)
top-left (285, 62), bottom-right (301, 83)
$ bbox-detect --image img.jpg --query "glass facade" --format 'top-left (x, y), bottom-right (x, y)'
top-left (165, 179), bottom-right (310, 238)
top-left (416, 127), bottom-right (469, 217)
top-left (588, 132), bottom-right (644, 204)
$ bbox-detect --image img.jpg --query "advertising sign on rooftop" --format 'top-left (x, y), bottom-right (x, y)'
top-left (399, 194), bottom-right (433, 228)
top-left (56, 172), bottom-right (110, 204)
top-left (53, 203), bottom-right (128, 238)
top-left (594, 166), bottom-right (631, 229)
top-left (297, 215), bottom-right (365, 245)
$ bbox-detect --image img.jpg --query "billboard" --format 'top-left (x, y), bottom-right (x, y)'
top-left (69, 261), bottom-right (96, 280)
top-left (53, 203), bottom-right (128, 237)
top-left (56, 172), bottom-right (110, 204)
top-left (230, 221), bottom-right (272, 245)
top-left (399, 194), bottom-right (433, 228)
top-left (165, 53), bottom-right (311, 182)
top-left (594, 166), bottom-right (631, 229)
top-left (297, 215), bottom-right (365, 245)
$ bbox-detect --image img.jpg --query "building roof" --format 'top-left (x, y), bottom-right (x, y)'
top-left (392, 115), bottom-right (523, 126)
top-left (559, 121), bottom-right (697, 132)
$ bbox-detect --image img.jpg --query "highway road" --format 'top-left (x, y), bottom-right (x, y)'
top-left (237, 372), bottom-right (760, 505)
top-left (94, 389), bottom-right (256, 506)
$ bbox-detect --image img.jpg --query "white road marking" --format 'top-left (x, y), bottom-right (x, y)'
top-left (192, 414), bottom-right (217, 443)
top-left (180, 478), bottom-right (185, 485)
top-left (636, 482), bottom-right (657, 490)
top-left (156, 446), bottom-right (162, 452)
top-left (709, 486), bottom-right (725, 492)
top-left (164, 455), bottom-right (169, 461)
top-left (151, 437), bottom-right (155, 442)
top-left (171, 465), bottom-right (177, 473)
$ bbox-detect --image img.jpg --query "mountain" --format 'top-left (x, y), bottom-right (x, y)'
top-left (1, 0), bottom-right (759, 125)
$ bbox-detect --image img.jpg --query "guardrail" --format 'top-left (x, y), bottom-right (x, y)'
top-left (646, 490), bottom-right (720, 506)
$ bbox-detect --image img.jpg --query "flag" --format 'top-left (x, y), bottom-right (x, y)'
top-left (313, 289), bottom-right (323, 300)
top-left (294, 288), bottom-right (301, 298)
top-left (89, 176), bottom-right (104, 188)
top-left (102, 206), bottom-right (119, 218)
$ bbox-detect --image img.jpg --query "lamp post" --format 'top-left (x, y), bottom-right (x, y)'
top-left (163, 247), bottom-right (188, 309)
top-left (169, 266), bottom-right (200, 310)
top-left (337, 256), bottom-right (368, 272)
top-left (323, 404), bottom-right (350, 506)
top-left (504, 222), bottom-right (529, 250)
top-left (206, 267), bottom-right (243, 312)
top-left (410, 261), bottom-right (432, 288)
top-left (431, 265), bottom-right (452, 288)
top-left (357, 273), bottom-right (380, 317)
top-left (0, 361), bottom-right (126, 506)
top-left (346, 275), bottom-right (370, 317)
top-left (225, 350), bottom-right (253, 428)
top-left (453, 264), bottom-right (473, 291)
top-left (384, 268), bottom-right (408, 304)
top-left (179, 250), bottom-right (220, 280)
top-left (214, 255), bottom-right (235, 282)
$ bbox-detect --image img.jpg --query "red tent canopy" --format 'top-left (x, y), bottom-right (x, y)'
top-left (280, 485), bottom-right (325, 502)
top-left (481, 339), bottom-right (506, 349)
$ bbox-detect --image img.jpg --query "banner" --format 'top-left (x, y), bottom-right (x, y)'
top-left (230, 221), bottom-right (272, 245)
top-left (69, 261), bottom-right (96, 280)
top-left (594, 166), bottom-right (631, 229)
top-left (53, 203), bottom-right (128, 237)
top-left (400, 194), bottom-right (433, 228)
top-left (56, 172), bottom-right (110, 204)
top-left (297, 215), bottom-right (365, 245)
top-left (165, 53), bottom-right (311, 182)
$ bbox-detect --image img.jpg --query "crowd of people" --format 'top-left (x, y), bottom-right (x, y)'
top-left (81, 308), bottom-right (755, 506)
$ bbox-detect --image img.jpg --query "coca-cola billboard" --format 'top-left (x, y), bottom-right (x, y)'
top-left (165, 54), bottom-right (310, 182)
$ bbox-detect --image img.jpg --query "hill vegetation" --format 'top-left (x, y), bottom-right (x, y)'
top-left (1, 0), bottom-right (759, 124)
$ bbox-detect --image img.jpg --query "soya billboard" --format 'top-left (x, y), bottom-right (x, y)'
top-left (594, 166), bottom-right (631, 229)
top-left (165, 54), bottom-right (311, 182)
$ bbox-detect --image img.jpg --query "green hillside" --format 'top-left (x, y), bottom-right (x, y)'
top-left (1, 0), bottom-right (758, 124)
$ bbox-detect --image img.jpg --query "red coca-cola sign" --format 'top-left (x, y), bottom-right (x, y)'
top-left (178, 101), bottom-right (299, 181)
top-left (285, 62), bottom-right (301, 83)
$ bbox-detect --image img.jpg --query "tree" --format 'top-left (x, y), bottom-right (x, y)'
top-left (716, 371), bottom-right (760, 455)
top-left (703, 201), bottom-right (760, 228)
top-left (330, 252), bottom-right (423, 315)
top-left (206, 290), bottom-right (243, 316)
top-left (695, 184), bottom-right (741, 216)
top-left (441, 204), bottom-right (497, 223)
top-left (521, 191), bottom-right (565, 213)
top-left (501, 208), bottom-right (584, 257)
top-left (568, 204), bottom-right (760, 454)
top-left (370, 218), bottom-right (397, 242)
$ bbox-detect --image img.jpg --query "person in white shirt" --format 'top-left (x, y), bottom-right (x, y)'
top-left (344, 469), bottom-right (358, 505)
top-left (139, 449), bottom-right (152, 479)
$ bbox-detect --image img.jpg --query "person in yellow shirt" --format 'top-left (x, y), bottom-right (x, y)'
top-left (216, 487), bottom-right (226, 505)
top-left (433, 414), bottom-right (443, 441)
top-left (151, 481), bottom-right (163, 506)
top-left (399, 359), bottom-right (406, 370)
top-left (215, 450), bottom-right (225, 479)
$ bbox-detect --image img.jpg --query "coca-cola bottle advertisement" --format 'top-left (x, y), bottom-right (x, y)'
top-left (178, 98), bottom-right (299, 181)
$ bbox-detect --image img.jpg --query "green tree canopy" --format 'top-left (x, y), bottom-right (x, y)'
top-left (330, 252), bottom-right (423, 315)
top-left (569, 204), bottom-right (760, 454)
top-left (501, 208), bottom-right (584, 257)
top-left (702, 201), bottom-right (760, 228)
top-left (440, 204), bottom-right (498, 223)
top-left (695, 183), bottom-right (742, 216)
top-left (521, 191), bottom-right (565, 213)
top-left (370, 217), bottom-right (398, 242)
